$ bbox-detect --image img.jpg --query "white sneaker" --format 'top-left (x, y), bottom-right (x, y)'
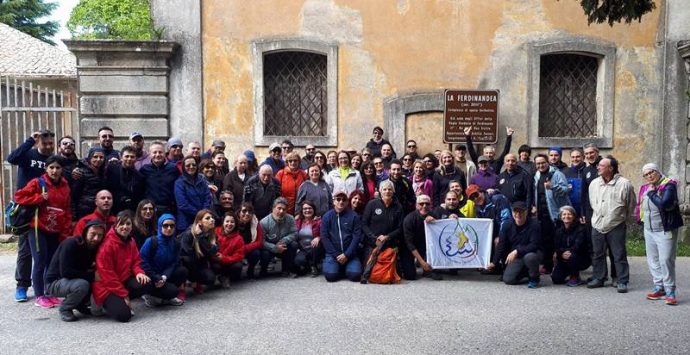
top-left (164, 297), bottom-right (184, 306)
top-left (142, 295), bottom-right (162, 308)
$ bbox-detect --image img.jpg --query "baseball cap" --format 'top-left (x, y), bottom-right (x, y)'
top-left (269, 143), bottom-right (281, 152)
top-left (465, 184), bottom-right (481, 199)
top-left (511, 201), bottom-right (528, 211)
top-left (478, 156), bottom-right (489, 163)
top-left (129, 132), bottom-right (143, 140)
top-left (333, 189), bottom-right (348, 198)
top-left (167, 137), bottom-right (183, 150)
top-left (212, 140), bottom-right (226, 148)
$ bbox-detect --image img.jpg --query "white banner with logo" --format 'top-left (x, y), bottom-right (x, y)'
top-left (424, 218), bottom-right (493, 269)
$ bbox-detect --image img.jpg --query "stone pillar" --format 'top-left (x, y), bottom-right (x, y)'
top-left (64, 40), bottom-right (178, 150)
top-left (677, 41), bottom-right (690, 241)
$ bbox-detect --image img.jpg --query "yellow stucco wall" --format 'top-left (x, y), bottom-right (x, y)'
top-left (202, 0), bottom-right (662, 186)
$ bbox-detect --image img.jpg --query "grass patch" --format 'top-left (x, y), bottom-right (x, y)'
top-left (627, 237), bottom-right (690, 257)
top-left (0, 242), bottom-right (18, 255)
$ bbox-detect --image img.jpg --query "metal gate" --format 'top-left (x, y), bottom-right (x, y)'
top-left (0, 76), bottom-right (78, 233)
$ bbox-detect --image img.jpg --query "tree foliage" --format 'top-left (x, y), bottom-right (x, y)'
top-left (0, 0), bottom-right (58, 45)
top-left (67, 0), bottom-right (153, 40)
top-left (574, 0), bottom-right (656, 26)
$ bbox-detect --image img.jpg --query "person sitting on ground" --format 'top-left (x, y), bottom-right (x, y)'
top-left (293, 201), bottom-right (322, 277)
top-left (92, 211), bottom-right (153, 323)
top-left (46, 220), bottom-right (105, 322)
top-left (180, 209), bottom-right (218, 294)
top-left (132, 199), bottom-right (156, 248)
top-left (259, 198), bottom-right (297, 277)
top-left (552, 206), bottom-right (591, 287)
top-left (212, 212), bottom-right (245, 288)
top-left (361, 180), bottom-right (404, 260)
top-left (403, 195), bottom-right (442, 281)
top-left (320, 190), bottom-right (363, 282)
top-left (275, 151), bottom-right (307, 214)
top-left (487, 201), bottom-right (542, 288)
top-left (236, 203), bottom-right (264, 279)
top-left (296, 163), bottom-right (332, 217)
top-left (73, 189), bottom-right (116, 238)
top-left (139, 214), bottom-right (188, 307)
top-left (447, 180), bottom-right (475, 218)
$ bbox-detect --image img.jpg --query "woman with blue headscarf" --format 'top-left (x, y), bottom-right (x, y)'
top-left (71, 147), bottom-right (107, 219)
top-left (139, 214), bottom-right (189, 306)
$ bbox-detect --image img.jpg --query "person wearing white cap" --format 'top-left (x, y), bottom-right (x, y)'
top-left (259, 143), bottom-right (285, 174)
top-left (635, 163), bottom-right (683, 305)
top-left (129, 132), bottom-right (150, 170)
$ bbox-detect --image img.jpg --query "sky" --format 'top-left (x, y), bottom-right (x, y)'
top-left (47, 0), bottom-right (80, 48)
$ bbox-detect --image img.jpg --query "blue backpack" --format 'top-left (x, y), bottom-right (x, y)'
top-left (5, 177), bottom-right (47, 235)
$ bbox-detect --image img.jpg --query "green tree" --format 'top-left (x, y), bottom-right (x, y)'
top-left (67, 0), bottom-right (153, 40)
top-left (572, 0), bottom-right (657, 26)
top-left (0, 0), bottom-right (58, 44)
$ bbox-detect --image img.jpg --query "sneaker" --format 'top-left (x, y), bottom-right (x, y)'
top-left (47, 296), bottom-right (62, 306)
top-left (527, 279), bottom-right (539, 289)
top-left (310, 266), bottom-right (319, 277)
top-left (431, 272), bottom-right (443, 281)
top-left (665, 292), bottom-right (677, 306)
top-left (646, 286), bottom-right (666, 300)
top-left (165, 297), bottom-right (184, 306)
top-left (142, 295), bottom-right (162, 308)
top-left (617, 283), bottom-right (628, 293)
top-left (15, 287), bottom-right (28, 302)
top-left (587, 279), bottom-right (605, 288)
top-left (566, 278), bottom-right (581, 287)
top-left (220, 277), bottom-right (231, 289)
top-left (75, 303), bottom-right (91, 316)
top-left (59, 309), bottom-right (78, 322)
top-left (34, 296), bottom-right (55, 309)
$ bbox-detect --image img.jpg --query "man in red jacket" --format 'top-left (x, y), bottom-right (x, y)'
top-left (73, 190), bottom-right (116, 238)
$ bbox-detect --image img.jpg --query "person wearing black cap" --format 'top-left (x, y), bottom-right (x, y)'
top-left (365, 126), bottom-right (396, 158)
top-left (46, 220), bottom-right (106, 321)
top-left (453, 144), bottom-right (476, 180)
top-left (488, 201), bottom-right (542, 288)
top-left (129, 132), bottom-right (150, 170)
top-left (320, 189), bottom-right (363, 282)
top-left (201, 140), bottom-right (226, 160)
top-left (7, 129), bottom-right (55, 301)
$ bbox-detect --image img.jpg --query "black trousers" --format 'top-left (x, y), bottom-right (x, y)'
top-left (150, 266), bottom-right (188, 299)
top-left (103, 277), bottom-right (155, 323)
top-left (15, 232), bottom-right (32, 288)
top-left (212, 262), bottom-right (243, 282)
top-left (183, 259), bottom-right (215, 287)
top-left (293, 246), bottom-right (323, 275)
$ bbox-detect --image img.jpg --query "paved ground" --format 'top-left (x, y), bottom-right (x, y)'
top-left (0, 255), bottom-right (686, 354)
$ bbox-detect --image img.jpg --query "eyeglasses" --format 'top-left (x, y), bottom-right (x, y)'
top-left (240, 209), bottom-right (252, 214)
top-left (162, 223), bottom-right (176, 229)
top-left (403, 158), bottom-right (412, 161)
top-left (374, 162), bottom-right (383, 165)
top-left (643, 171), bottom-right (656, 178)
top-left (334, 197), bottom-right (347, 202)
top-left (142, 207), bottom-right (154, 211)
top-left (315, 156), bottom-right (325, 160)
top-left (185, 163), bottom-right (197, 167)
top-left (407, 145), bottom-right (416, 148)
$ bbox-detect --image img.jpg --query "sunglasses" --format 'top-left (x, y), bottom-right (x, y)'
top-left (315, 156), bottom-right (325, 160)
top-left (334, 197), bottom-right (347, 202)
top-left (418, 202), bottom-right (430, 206)
top-left (407, 145), bottom-right (416, 148)
top-left (61, 141), bottom-right (75, 146)
top-left (287, 160), bottom-right (299, 163)
top-left (240, 209), bottom-right (252, 214)
top-left (403, 158), bottom-right (412, 161)
top-left (374, 162), bottom-right (383, 165)
top-left (162, 223), bottom-right (176, 229)
top-left (142, 207), bottom-right (155, 211)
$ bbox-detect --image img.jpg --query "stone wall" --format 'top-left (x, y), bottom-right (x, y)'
top-left (64, 40), bottom-right (178, 150)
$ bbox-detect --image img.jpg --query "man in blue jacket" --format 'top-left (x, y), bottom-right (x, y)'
top-left (320, 190), bottom-right (363, 282)
top-left (140, 141), bottom-right (180, 215)
top-left (7, 129), bottom-right (54, 301)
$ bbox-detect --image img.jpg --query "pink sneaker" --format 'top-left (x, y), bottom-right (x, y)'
top-left (34, 296), bottom-right (55, 309)
top-left (47, 297), bottom-right (62, 306)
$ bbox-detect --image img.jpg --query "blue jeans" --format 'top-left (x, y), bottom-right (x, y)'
top-left (28, 229), bottom-right (59, 297)
top-left (322, 255), bottom-right (362, 282)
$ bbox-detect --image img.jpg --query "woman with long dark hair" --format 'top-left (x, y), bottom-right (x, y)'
top-left (180, 209), bottom-right (217, 294)
top-left (360, 161), bottom-right (378, 202)
top-left (213, 212), bottom-right (245, 287)
top-left (132, 199), bottom-right (156, 248)
top-left (236, 203), bottom-right (264, 279)
top-left (293, 200), bottom-right (322, 277)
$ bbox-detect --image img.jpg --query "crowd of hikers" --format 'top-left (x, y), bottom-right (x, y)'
top-left (5, 124), bottom-right (682, 322)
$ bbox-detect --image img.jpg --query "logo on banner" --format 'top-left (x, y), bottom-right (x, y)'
top-left (438, 220), bottom-right (479, 261)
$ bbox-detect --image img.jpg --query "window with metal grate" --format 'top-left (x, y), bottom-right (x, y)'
top-left (538, 53), bottom-right (598, 138)
top-left (263, 51), bottom-right (327, 137)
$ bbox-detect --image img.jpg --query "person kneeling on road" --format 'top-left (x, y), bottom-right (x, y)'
top-left (320, 190), bottom-right (363, 282)
top-left (487, 201), bottom-right (542, 288)
top-left (46, 220), bottom-right (106, 322)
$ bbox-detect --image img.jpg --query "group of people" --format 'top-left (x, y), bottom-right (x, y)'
top-left (6, 124), bottom-right (682, 322)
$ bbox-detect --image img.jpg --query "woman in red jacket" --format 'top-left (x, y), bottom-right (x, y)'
top-left (213, 212), bottom-right (245, 287)
top-left (236, 203), bottom-right (264, 279)
top-left (275, 152), bottom-right (307, 215)
top-left (14, 155), bottom-right (72, 308)
top-left (92, 211), bottom-right (153, 322)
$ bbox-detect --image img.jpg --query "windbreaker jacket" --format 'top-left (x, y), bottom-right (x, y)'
top-left (635, 176), bottom-right (683, 232)
top-left (320, 208), bottom-right (362, 259)
top-left (326, 168), bottom-right (364, 197)
top-left (92, 228), bottom-right (145, 305)
top-left (73, 209), bottom-right (117, 241)
top-left (139, 214), bottom-right (183, 282)
top-left (14, 173), bottom-right (72, 240)
top-left (214, 225), bottom-right (246, 265)
top-left (275, 168), bottom-right (307, 215)
top-left (533, 166), bottom-right (571, 221)
top-left (140, 161), bottom-right (181, 210)
top-left (174, 173), bottom-right (213, 232)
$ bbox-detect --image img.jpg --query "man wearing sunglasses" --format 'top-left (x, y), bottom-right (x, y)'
top-left (97, 126), bottom-right (120, 162)
top-left (402, 195), bottom-right (442, 280)
top-left (320, 190), bottom-right (363, 282)
top-left (57, 136), bottom-right (79, 184)
top-left (7, 129), bottom-right (55, 302)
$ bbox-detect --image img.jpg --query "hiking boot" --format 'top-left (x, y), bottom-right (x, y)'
top-left (616, 283), bottom-right (628, 293)
top-left (59, 309), bottom-right (78, 322)
top-left (165, 297), bottom-right (184, 306)
top-left (665, 292), bottom-right (677, 306)
top-left (527, 279), bottom-right (539, 289)
top-left (310, 266), bottom-right (320, 277)
top-left (587, 279), bottom-right (605, 288)
top-left (34, 296), bottom-right (54, 309)
top-left (646, 286), bottom-right (666, 300)
top-left (15, 287), bottom-right (28, 302)
top-left (610, 278), bottom-right (618, 288)
top-left (142, 295), bottom-right (162, 308)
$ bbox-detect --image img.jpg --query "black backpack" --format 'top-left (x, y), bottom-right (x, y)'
top-left (5, 177), bottom-right (48, 235)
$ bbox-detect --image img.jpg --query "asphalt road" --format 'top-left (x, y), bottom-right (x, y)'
top-left (0, 255), bottom-right (686, 354)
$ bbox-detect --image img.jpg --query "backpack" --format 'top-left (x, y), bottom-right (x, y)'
top-left (363, 245), bottom-right (401, 284)
top-left (5, 177), bottom-right (48, 235)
